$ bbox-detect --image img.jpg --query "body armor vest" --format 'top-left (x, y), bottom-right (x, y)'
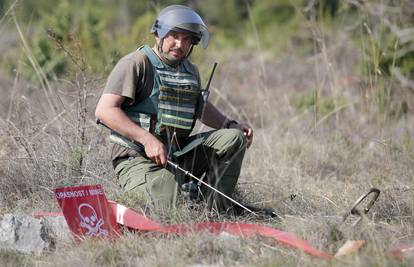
top-left (110, 45), bottom-right (201, 152)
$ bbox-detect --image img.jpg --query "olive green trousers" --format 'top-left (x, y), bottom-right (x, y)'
top-left (114, 129), bottom-right (247, 212)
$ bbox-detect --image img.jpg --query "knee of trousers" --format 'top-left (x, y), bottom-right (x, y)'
top-left (115, 158), bottom-right (179, 208)
top-left (218, 129), bottom-right (247, 156)
top-left (147, 170), bottom-right (178, 208)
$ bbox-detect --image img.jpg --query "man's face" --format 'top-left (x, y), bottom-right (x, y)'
top-left (156, 31), bottom-right (193, 60)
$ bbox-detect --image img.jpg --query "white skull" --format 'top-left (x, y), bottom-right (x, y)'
top-left (78, 203), bottom-right (98, 228)
top-left (78, 203), bottom-right (108, 237)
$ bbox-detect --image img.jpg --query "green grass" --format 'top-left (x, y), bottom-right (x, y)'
top-left (0, 1), bottom-right (413, 266)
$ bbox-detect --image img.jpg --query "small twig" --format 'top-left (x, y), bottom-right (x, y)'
top-left (0, 0), bottom-right (18, 27)
top-left (46, 29), bottom-right (87, 72)
top-left (320, 195), bottom-right (339, 209)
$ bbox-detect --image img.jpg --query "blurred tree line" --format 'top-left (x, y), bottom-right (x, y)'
top-left (0, 0), bottom-right (412, 83)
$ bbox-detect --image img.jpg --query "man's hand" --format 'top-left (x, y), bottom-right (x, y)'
top-left (140, 132), bottom-right (167, 166)
top-left (231, 122), bottom-right (254, 148)
top-left (199, 101), bottom-right (254, 148)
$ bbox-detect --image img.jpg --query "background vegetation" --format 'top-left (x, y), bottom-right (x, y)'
top-left (0, 0), bottom-right (413, 266)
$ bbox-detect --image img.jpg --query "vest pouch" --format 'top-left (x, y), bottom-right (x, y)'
top-left (157, 86), bottom-right (199, 138)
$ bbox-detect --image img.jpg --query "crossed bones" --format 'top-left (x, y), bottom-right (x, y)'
top-left (78, 203), bottom-right (109, 237)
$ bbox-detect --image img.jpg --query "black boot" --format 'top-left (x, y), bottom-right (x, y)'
top-left (181, 180), bottom-right (200, 201)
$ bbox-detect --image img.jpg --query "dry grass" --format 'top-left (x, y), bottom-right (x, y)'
top-left (1, 8), bottom-right (414, 267)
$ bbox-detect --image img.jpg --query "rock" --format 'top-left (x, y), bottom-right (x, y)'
top-left (41, 216), bottom-right (71, 242)
top-left (0, 214), bottom-right (60, 255)
top-left (218, 231), bottom-right (239, 241)
top-left (334, 240), bottom-right (366, 257)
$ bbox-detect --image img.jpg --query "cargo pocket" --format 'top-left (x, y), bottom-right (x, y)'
top-left (116, 158), bottom-right (148, 192)
top-left (123, 173), bottom-right (147, 192)
top-left (145, 168), bottom-right (178, 207)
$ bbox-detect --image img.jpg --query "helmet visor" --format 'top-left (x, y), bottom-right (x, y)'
top-left (156, 8), bottom-right (210, 48)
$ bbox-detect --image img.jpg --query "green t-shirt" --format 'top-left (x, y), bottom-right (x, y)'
top-left (103, 50), bottom-right (153, 162)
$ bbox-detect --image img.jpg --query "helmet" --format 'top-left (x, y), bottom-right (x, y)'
top-left (151, 5), bottom-right (210, 49)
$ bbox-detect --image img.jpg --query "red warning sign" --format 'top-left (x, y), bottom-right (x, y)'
top-left (49, 184), bottom-right (332, 259)
top-left (54, 184), bottom-right (120, 239)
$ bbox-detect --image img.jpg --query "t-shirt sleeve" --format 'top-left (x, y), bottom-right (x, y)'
top-left (103, 51), bottom-right (152, 105)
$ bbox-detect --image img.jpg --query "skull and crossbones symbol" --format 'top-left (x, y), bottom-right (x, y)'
top-left (78, 203), bottom-right (108, 237)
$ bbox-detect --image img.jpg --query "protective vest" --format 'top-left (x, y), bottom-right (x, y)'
top-left (109, 45), bottom-right (202, 152)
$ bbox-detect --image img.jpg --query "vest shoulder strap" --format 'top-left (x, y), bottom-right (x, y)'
top-left (138, 45), bottom-right (199, 78)
top-left (138, 45), bottom-right (163, 69)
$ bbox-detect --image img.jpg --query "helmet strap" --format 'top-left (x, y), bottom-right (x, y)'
top-left (185, 44), bottom-right (194, 58)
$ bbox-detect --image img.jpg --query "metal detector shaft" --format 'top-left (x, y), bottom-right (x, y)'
top-left (96, 119), bottom-right (258, 216)
top-left (167, 160), bottom-right (258, 216)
